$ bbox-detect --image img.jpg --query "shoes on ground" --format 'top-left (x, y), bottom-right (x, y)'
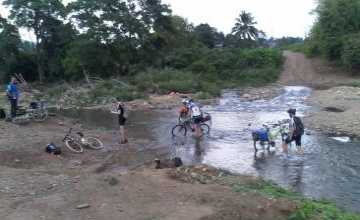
top-left (120, 139), bottom-right (128, 144)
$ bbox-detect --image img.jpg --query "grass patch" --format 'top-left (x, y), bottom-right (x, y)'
top-left (42, 85), bottom-right (68, 98)
top-left (234, 181), bottom-right (292, 198)
top-left (347, 81), bottom-right (360, 87)
top-left (106, 176), bottom-right (119, 186)
top-left (290, 199), bottom-right (360, 220)
top-left (234, 181), bottom-right (360, 220)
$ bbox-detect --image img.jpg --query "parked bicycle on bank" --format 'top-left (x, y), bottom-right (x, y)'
top-left (62, 128), bottom-right (103, 153)
top-left (11, 100), bottom-right (48, 124)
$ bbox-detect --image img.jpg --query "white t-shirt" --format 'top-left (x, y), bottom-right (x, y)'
top-left (289, 118), bottom-right (295, 129)
top-left (189, 103), bottom-right (202, 117)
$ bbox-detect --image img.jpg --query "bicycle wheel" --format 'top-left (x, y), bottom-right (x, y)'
top-left (65, 140), bottom-right (83, 153)
top-left (12, 115), bottom-right (31, 124)
top-left (172, 124), bottom-right (187, 137)
top-left (199, 123), bottom-right (210, 136)
top-left (84, 137), bottom-right (103, 149)
top-left (32, 108), bottom-right (48, 122)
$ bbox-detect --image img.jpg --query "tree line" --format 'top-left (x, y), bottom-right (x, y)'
top-left (305, 0), bottom-right (360, 72)
top-left (0, 0), bottom-right (360, 91)
top-left (0, 0), bottom-right (290, 87)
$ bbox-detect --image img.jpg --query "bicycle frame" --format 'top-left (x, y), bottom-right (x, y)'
top-left (182, 118), bottom-right (195, 131)
top-left (252, 123), bottom-right (288, 150)
top-left (265, 124), bottom-right (287, 143)
top-left (62, 128), bottom-right (79, 143)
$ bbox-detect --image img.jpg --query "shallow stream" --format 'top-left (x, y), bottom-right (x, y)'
top-left (56, 86), bottom-right (360, 214)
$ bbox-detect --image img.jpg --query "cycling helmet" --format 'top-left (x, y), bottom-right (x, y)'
top-left (181, 98), bottom-right (187, 103)
top-left (45, 143), bottom-right (61, 155)
top-left (287, 108), bottom-right (296, 114)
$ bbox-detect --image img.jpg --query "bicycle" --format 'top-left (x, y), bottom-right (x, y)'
top-left (251, 123), bottom-right (288, 151)
top-left (62, 128), bottom-right (103, 153)
top-left (171, 118), bottom-right (210, 137)
top-left (12, 102), bottom-right (48, 124)
top-left (178, 108), bottom-right (212, 126)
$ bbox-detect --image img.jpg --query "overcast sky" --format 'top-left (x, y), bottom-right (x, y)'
top-left (0, 0), bottom-right (317, 39)
top-left (162, 0), bottom-right (317, 38)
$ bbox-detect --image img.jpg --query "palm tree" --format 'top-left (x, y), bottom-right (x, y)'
top-left (232, 11), bottom-right (260, 40)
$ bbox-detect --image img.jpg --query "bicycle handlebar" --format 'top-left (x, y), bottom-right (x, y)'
top-left (62, 128), bottom-right (72, 142)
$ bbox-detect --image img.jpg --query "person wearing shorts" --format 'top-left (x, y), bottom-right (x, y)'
top-left (282, 108), bottom-right (304, 158)
top-left (111, 98), bottom-right (128, 144)
top-left (188, 99), bottom-right (203, 137)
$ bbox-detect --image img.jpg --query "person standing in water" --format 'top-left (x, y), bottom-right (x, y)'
top-left (111, 97), bottom-right (128, 144)
top-left (282, 108), bottom-right (304, 158)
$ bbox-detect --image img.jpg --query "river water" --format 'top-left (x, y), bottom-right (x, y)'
top-left (56, 86), bottom-right (360, 214)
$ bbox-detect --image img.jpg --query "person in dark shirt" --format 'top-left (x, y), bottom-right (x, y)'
top-left (282, 108), bottom-right (304, 158)
top-left (111, 97), bottom-right (128, 144)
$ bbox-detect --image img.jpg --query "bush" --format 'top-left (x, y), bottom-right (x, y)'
top-left (134, 68), bottom-right (200, 94)
top-left (341, 33), bottom-right (360, 70)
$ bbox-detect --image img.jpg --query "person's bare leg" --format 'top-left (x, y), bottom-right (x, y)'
top-left (120, 126), bottom-right (126, 143)
top-left (195, 124), bottom-right (201, 137)
top-left (296, 145), bottom-right (303, 157)
top-left (282, 142), bottom-right (288, 157)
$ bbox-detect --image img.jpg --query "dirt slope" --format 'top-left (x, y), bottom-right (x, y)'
top-left (279, 50), bottom-right (357, 87)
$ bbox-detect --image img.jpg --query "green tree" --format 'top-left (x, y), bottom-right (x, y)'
top-left (42, 21), bottom-right (77, 79)
top-left (232, 11), bottom-right (260, 40)
top-left (194, 23), bottom-right (218, 48)
top-left (0, 15), bottom-right (20, 81)
top-left (307, 0), bottom-right (360, 61)
top-left (2, 0), bottom-right (66, 82)
top-left (66, 0), bottom-right (145, 76)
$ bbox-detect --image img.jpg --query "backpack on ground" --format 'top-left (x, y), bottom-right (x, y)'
top-left (45, 143), bottom-right (61, 155)
top-left (294, 116), bottom-right (304, 135)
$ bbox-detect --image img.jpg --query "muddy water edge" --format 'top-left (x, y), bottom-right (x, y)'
top-left (55, 86), bottom-right (360, 214)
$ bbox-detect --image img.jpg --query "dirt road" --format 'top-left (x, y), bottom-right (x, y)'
top-left (279, 51), bottom-right (360, 136)
top-left (279, 50), bottom-right (357, 87)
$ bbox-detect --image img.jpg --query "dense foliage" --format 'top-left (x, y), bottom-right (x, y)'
top-left (1, 0), bottom-right (283, 100)
top-left (304, 0), bottom-right (360, 71)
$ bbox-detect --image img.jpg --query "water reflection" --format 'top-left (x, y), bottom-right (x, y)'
top-left (193, 138), bottom-right (204, 164)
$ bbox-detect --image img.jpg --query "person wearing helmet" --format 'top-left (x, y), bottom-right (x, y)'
top-left (178, 98), bottom-right (190, 121)
top-left (282, 108), bottom-right (304, 158)
top-left (181, 98), bottom-right (189, 108)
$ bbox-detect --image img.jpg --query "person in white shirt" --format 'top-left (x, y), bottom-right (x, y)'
top-left (282, 108), bottom-right (304, 158)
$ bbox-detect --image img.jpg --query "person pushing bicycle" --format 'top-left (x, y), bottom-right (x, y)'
top-left (187, 99), bottom-right (203, 137)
